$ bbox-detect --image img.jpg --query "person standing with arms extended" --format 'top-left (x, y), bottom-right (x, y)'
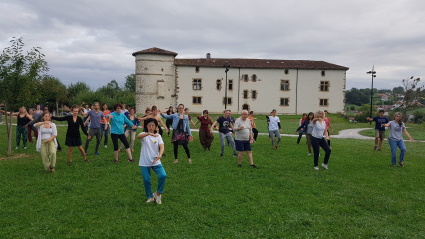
top-left (121, 107), bottom-right (140, 152)
top-left (84, 102), bottom-right (105, 156)
top-left (160, 104), bottom-right (193, 164)
top-left (2, 107), bottom-right (33, 149)
top-left (195, 109), bottom-right (214, 150)
top-left (381, 112), bottom-right (414, 167)
top-left (211, 110), bottom-right (237, 157)
top-left (234, 110), bottom-right (257, 168)
top-left (311, 110), bottom-right (331, 170)
top-left (106, 103), bottom-right (137, 163)
top-left (52, 105), bottom-right (88, 164)
top-left (268, 109), bottom-right (283, 149)
top-left (296, 113), bottom-right (307, 144)
top-left (138, 118), bottom-right (166, 204)
top-left (34, 112), bottom-right (57, 173)
top-left (366, 109), bottom-right (389, 151)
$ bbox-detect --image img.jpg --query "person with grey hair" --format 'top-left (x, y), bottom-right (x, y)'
top-left (234, 110), bottom-right (257, 168)
top-left (311, 110), bottom-right (331, 170)
top-left (211, 109), bottom-right (237, 157)
top-left (381, 112), bottom-right (414, 167)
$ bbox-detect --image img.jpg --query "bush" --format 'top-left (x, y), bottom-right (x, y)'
top-left (413, 111), bottom-right (425, 124)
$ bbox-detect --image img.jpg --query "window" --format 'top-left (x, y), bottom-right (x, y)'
top-left (195, 66), bottom-right (200, 73)
top-left (252, 74), bottom-right (257, 82)
top-left (216, 79), bottom-right (222, 90)
top-left (192, 79), bottom-right (201, 90)
top-left (242, 74), bottom-right (248, 82)
top-left (243, 90), bottom-right (248, 99)
top-left (320, 99), bottom-right (329, 106)
top-left (252, 90), bottom-right (257, 99)
top-left (228, 79), bottom-right (233, 90)
top-left (223, 97), bottom-right (232, 105)
top-left (284, 69), bottom-right (289, 75)
top-left (320, 81), bottom-right (329, 91)
top-left (192, 96), bottom-right (202, 104)
top-left (321, 70), bottom-right (326, 76)
top-left (280, 98), bottom-right (289, 106)
top-left (280, 80), bottom-right (290, 91)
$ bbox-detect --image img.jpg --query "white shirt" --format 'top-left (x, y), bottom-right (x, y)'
top-left (138, 134), bottom-right (164, 167)
top-left (268, 116), bottom-right (280, 131)
top-left (312, 120), bottom-right (327, 139)
top-left (234, 117), bottom-right (252, 141)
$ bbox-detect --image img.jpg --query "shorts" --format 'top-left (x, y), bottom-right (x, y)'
top-left (375, 130), bottom-right (385, 139)
top-left (235, 140), bottom-right (251, 152)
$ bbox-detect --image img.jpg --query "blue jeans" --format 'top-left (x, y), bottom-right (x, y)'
top-left (268, 130), bottom-right (281, 146)
top-left (219, 132), bottom-right (236, 155)
top-left (388, 139), bottom-right (406, 165)
top-left (140, 165), bottom-right (167, 198)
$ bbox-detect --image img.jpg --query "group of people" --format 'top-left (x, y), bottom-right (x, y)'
top-left (1, 104), bottom-right (416, 204)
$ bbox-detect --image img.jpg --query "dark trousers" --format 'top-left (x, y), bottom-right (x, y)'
top-left (111, 133), bottom-right (129, 151)
top-left (173, 141), bottom-right (190, 159)
top-left (252, 128), bottom-right (259, 141)
top-left (297, 132), bottom-right (303, 144)
top-left (311, 136), bottom-right (331, 167)
top-left (85, 128), bottom-right (102, 153)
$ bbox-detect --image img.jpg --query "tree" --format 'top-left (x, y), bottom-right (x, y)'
top-left (67, 81), bottom-right (91, 103)
top-left (124, 73), bottom-right (136, 92)
top-left (399, 76), bottom-right (423, 119)
top-left (39, 75), bottom-right (68, 113)
top-left (345, 88), bottom-right (369, 106)
top-left (0, 37), bottom-right (49, 155)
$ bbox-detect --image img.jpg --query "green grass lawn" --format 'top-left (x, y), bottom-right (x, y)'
top-left (1, 116), bottom-right (424, 238)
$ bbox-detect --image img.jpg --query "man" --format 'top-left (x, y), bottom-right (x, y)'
top-left (234, 110), bottom-right (257, 168)
top-left (211, 110), bottom-right (237, 157)
top-left (84, 102), bottom-right (105, 155)
top-left (366, 110), bottom-right (389, 151)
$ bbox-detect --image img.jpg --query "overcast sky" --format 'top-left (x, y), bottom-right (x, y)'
top-left (1, 0), bottom-right (424, 90)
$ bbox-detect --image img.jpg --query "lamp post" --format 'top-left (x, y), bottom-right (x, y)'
top-left (367, 65), bottom-right (377, 124)
top-left (224, 62), bottom-right (230, 109)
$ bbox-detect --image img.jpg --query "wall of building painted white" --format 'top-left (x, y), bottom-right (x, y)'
top-left (135, 54), bottom-right (177, 113)
top-left (176, 66), bottom-right (346, 114)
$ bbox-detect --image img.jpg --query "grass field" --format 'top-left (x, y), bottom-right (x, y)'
top-left (1, 115), bottom-right (424, 238)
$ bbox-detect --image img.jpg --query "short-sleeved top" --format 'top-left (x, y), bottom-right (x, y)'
top-left (216, 116), bottom-right (232, 134)
top-left (388, 121), bottom-right (406, 141)
top-left (139, 134), bottom-right (164, 167)
top-left (100, 110), bottom-right (110, 124)
top-left (87, 110), bottom-right (104, 129)
top-left (234, 117), bottom-right (252, 141)
top-left (312, 120), bottom-right (327, 139)
top-left (197, 116), bottom-right (213, 131)
top-left (268, 116), bottom-right (280, 131)
top-left (372, 116), bottom-right (389, 131)
top-left (324, 117), bottom-right (330, 130)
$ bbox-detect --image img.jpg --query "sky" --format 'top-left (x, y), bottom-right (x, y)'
top-left (1, 0), bottom-right (424, 90)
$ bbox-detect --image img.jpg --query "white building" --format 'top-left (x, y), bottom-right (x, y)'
top-left (133, 47), bottom-right (349, 115)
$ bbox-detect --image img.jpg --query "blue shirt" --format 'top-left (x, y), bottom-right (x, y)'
top-left (160, 113), bottom-right (192, 135)
top-left (372, 116), bottom-right (389, 131)
top-left (106, 112), bottom-right (134, 135)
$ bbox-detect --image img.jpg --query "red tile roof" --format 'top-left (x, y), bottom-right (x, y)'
top-left (132, 47), bottom-right (178, 57)
top-left (174, 58), bottom-right (349, 70)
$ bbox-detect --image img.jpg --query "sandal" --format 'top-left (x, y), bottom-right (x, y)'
top-left (113, 159), bottom-right (119, 163)
top-left (84, 158), bottom-right (89, 163)
top-left (67, 161), bottom-right (73, 165)
top-left (188, 159), bottom-right (192, 164)
top-left (173, 159), bottom-right (179, 164)
top-left (398, 161), bottom-right (405, 168)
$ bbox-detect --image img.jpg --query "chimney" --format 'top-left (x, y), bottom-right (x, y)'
top-left (206, 53), bottom-right (211, 59)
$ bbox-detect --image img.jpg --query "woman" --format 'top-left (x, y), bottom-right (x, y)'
top-left (161, 104), bottom-right (193, 164)
top-left (324, 110), bottom-right (333, 147)
top-left (185, 108), bottom-right (197, 128)
top-left (34, 112), bottom-right (57, 172)
top-left (139, 106), bottom-right (168, 136)
top-left (381, 112), bottom-right (414, 167)
top-left (100, 103), bottom-right (111, 148)
top-left (311, 110), bottom-right (331, 170)
top-left (296, 112), bottom-right (314, 155)
top-left (165, 106), bottom-right (174, 136)
top-left (5, 107), bottom-right (33, 149)
top-left (248, 111), bottom-right (258, 142)
top-left (106, 103), bottom-right (137, 163)
top-left (121, 108), bottom-right (140, 152)
top-left (267, 109), bottom-right (283, 149)
top-left (52, 105), bottom-right (88, 164)
top-left (196, 109), bottom-right (214, 150)
top-left (138, 118), bottom-right (166, 204)
top-left (27, 108), bottom-right (38, 143)
top-left (296, 113), bottom-right (307, 144)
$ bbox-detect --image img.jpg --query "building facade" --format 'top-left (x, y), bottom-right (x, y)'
top-left (133, 47), bottom-right (349, 114)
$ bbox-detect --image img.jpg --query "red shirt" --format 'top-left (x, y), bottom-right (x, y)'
top-left (197, 116), bottom-right (213, 131)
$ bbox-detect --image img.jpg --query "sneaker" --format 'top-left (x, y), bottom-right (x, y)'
top-left (128, 158), bottom-right (135, 163)
top-left (308, 153), bottom-right (312, 156)
top-left (233, 154), bottom-right (238, 157)
top-left (104, 145), bottom-right (108, 148)
top-left (94, 152), bottom-right (100, 156)
top-left (220, 153), bottom-right (224, 157)
top-left (188, 159), bottom-right (192, 164)
top-left (146, 197), bottom-right (155, 203)
top-left (113, 159), bottom-right (118, 163)
top-left (15, 147), bottom-right (19, 149)
top-left (314, 166), bottom-right (319, 170)
top-left (250, 164), bottom-right (259, 169)
top-left (373, 146), bottom-right (377, 151)
top-left (23, 147), bottom-right (27, 149)
top-left (321, 163), bottom-right (328, 170)
top-left (153, 192), bottom-right (162, 204)
top-left (238, 164), bottom-right (242, 168)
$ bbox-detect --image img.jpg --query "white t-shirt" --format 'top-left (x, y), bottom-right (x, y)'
top-left (268, 116), bottom-right (280, 131)
top-left (138, 134), bottom-right (164, 167)
top-left (312, 120), bottom-right (327, 139)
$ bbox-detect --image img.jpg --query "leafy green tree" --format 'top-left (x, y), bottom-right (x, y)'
top-left (0, 37), bottom-right (49, 155)
top-left (124, 73), bottom-right (136, 92)
top-left (39, 75), bottom-right (67, 113)
top-left (67, 81), bottom-right (91, 102)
